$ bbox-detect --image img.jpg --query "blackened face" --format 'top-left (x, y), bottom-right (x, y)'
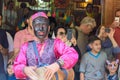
top-left (32, 17), bottom-right (49, 39)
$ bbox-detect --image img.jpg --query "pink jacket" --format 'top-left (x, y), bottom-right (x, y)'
top-left (13, 39), bottom-right (78, 79)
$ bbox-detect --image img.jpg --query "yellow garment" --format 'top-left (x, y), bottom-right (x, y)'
top-left (63, 14), bottom-right (67, 20)
top-left (86, 12), bottom-right (94, 18)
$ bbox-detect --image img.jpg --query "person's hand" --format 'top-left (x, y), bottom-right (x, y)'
top-left (70, 36), bottom-right (77, 46)
top-left (23, 66), bottom-right (39, 80)
top-left (98, 26), bottom-right (105, 38)
top-left (8, 58), bottom-right (14, 64)
top-left (45, 62), bottom-right (60, 80)
top-left (107, 28), bottom-right (115, 40)
top-left (8, 56), bottom-right (15, 64)
top-left (110, 21), bottom-right (120, 28)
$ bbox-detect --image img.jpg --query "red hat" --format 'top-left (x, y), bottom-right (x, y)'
top-left (31, 12), bottom-right (48, 20)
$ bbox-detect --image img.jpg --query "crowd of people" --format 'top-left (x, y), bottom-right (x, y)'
top-left (1, 1), bottom-right (120, 80)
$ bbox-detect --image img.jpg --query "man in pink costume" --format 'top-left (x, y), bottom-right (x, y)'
top-left (13, 12), bottom-right (78, 80)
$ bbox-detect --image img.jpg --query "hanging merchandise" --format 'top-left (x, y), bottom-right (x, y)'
top-left (56, 10), bottom-right (59, 19)
top-left (17, 0), bottom-right (29, 2)
top-left (52, 11), bottom-right (56, 18)
top-left (63, 14), bottom-right (67, 20)
top-left (47, 11), bottom-right (51, 17)
top-left (66, 16), bottom-right (71, 24)
top-left (54, 0), bottom-right (69, 8)
top-left (29, 0), bottom-right (37, 6)
top-left (43, 0), bottom-right (50, 2)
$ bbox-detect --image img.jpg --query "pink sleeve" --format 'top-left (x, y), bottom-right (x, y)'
top-left (13, 43), bottom-right (28, 79)
top-left (54, 39), bottom-right (78, 69)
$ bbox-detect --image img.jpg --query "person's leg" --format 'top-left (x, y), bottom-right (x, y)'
top-left (74, 72), bottom-right (80, 80)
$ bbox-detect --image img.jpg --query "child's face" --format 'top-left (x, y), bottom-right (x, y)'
top-left (90, 40), bottom-right (101, 53)
top-left (7, 65), bottom-right (14, 75)
top-left (107, 61), bottom-right (118, 74)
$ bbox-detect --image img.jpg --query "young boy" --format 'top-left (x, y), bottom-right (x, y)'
top-left (80, 36), bottom-right (107, 80)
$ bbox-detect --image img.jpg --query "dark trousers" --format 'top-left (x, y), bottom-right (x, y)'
top-left (74, 72), bottom-right (80, 80)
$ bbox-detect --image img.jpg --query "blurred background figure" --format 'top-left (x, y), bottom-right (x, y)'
top-left (110, 9), bottom-right (120, 64)
top-left (17, 2), bottom-right (27, 26)
top-left (3, 0), bottom-right (17, 31)
top-left (0, 13), bottom-right (14, 78)
top-left (86, 3), bottom-right (94, 18)
top-left (73, 16), bottom-right (96, 55)
top-left (0, 13), bottom-right (8, 80)
top-left (17, 7), bottom-right (32, 30)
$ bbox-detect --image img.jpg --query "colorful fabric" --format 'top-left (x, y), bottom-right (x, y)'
top-left (14, 38), bottom-right (78, 79)
top-left (26, 39), bottom-right (56, 66)
top-left (86, 12), bottom-right (94, 18)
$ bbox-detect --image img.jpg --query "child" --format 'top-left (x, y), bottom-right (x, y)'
top-left (80, 36), bottom-right (107, 80)
top-left (7, 63), bottom-right (16, 80)
top-left (106, 58), bottom-right (119, 80)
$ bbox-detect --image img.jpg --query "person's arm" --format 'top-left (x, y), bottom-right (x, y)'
top-left (79, 54), bottom-right (87, 80)
top-left (6, 32), bottom-right (14, 58)
top-left (107, 28), bottom-right (120, 54)
top-left (13, 43), bottom-right (27, 79)
top-left (107, 28), bottom-right (118, 47)
top-left (8, 32), bottom-right (19, 62)
top-left (54, 39), bottom-right (78, 69)
top-left (11, 49), bottom-right (19, 61)
top-left (44, 39), bottom-right (78, 80)
top-left (14, 43), bottom-right (39, 80)
top-left (110, 21), bottom-right (120, 28)
top-left (70, 36), bottom-right (77, 46)
top-left (12, 31), bottom-right (21, 61)
top-left (80, 73), bottom-right (85, 80)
